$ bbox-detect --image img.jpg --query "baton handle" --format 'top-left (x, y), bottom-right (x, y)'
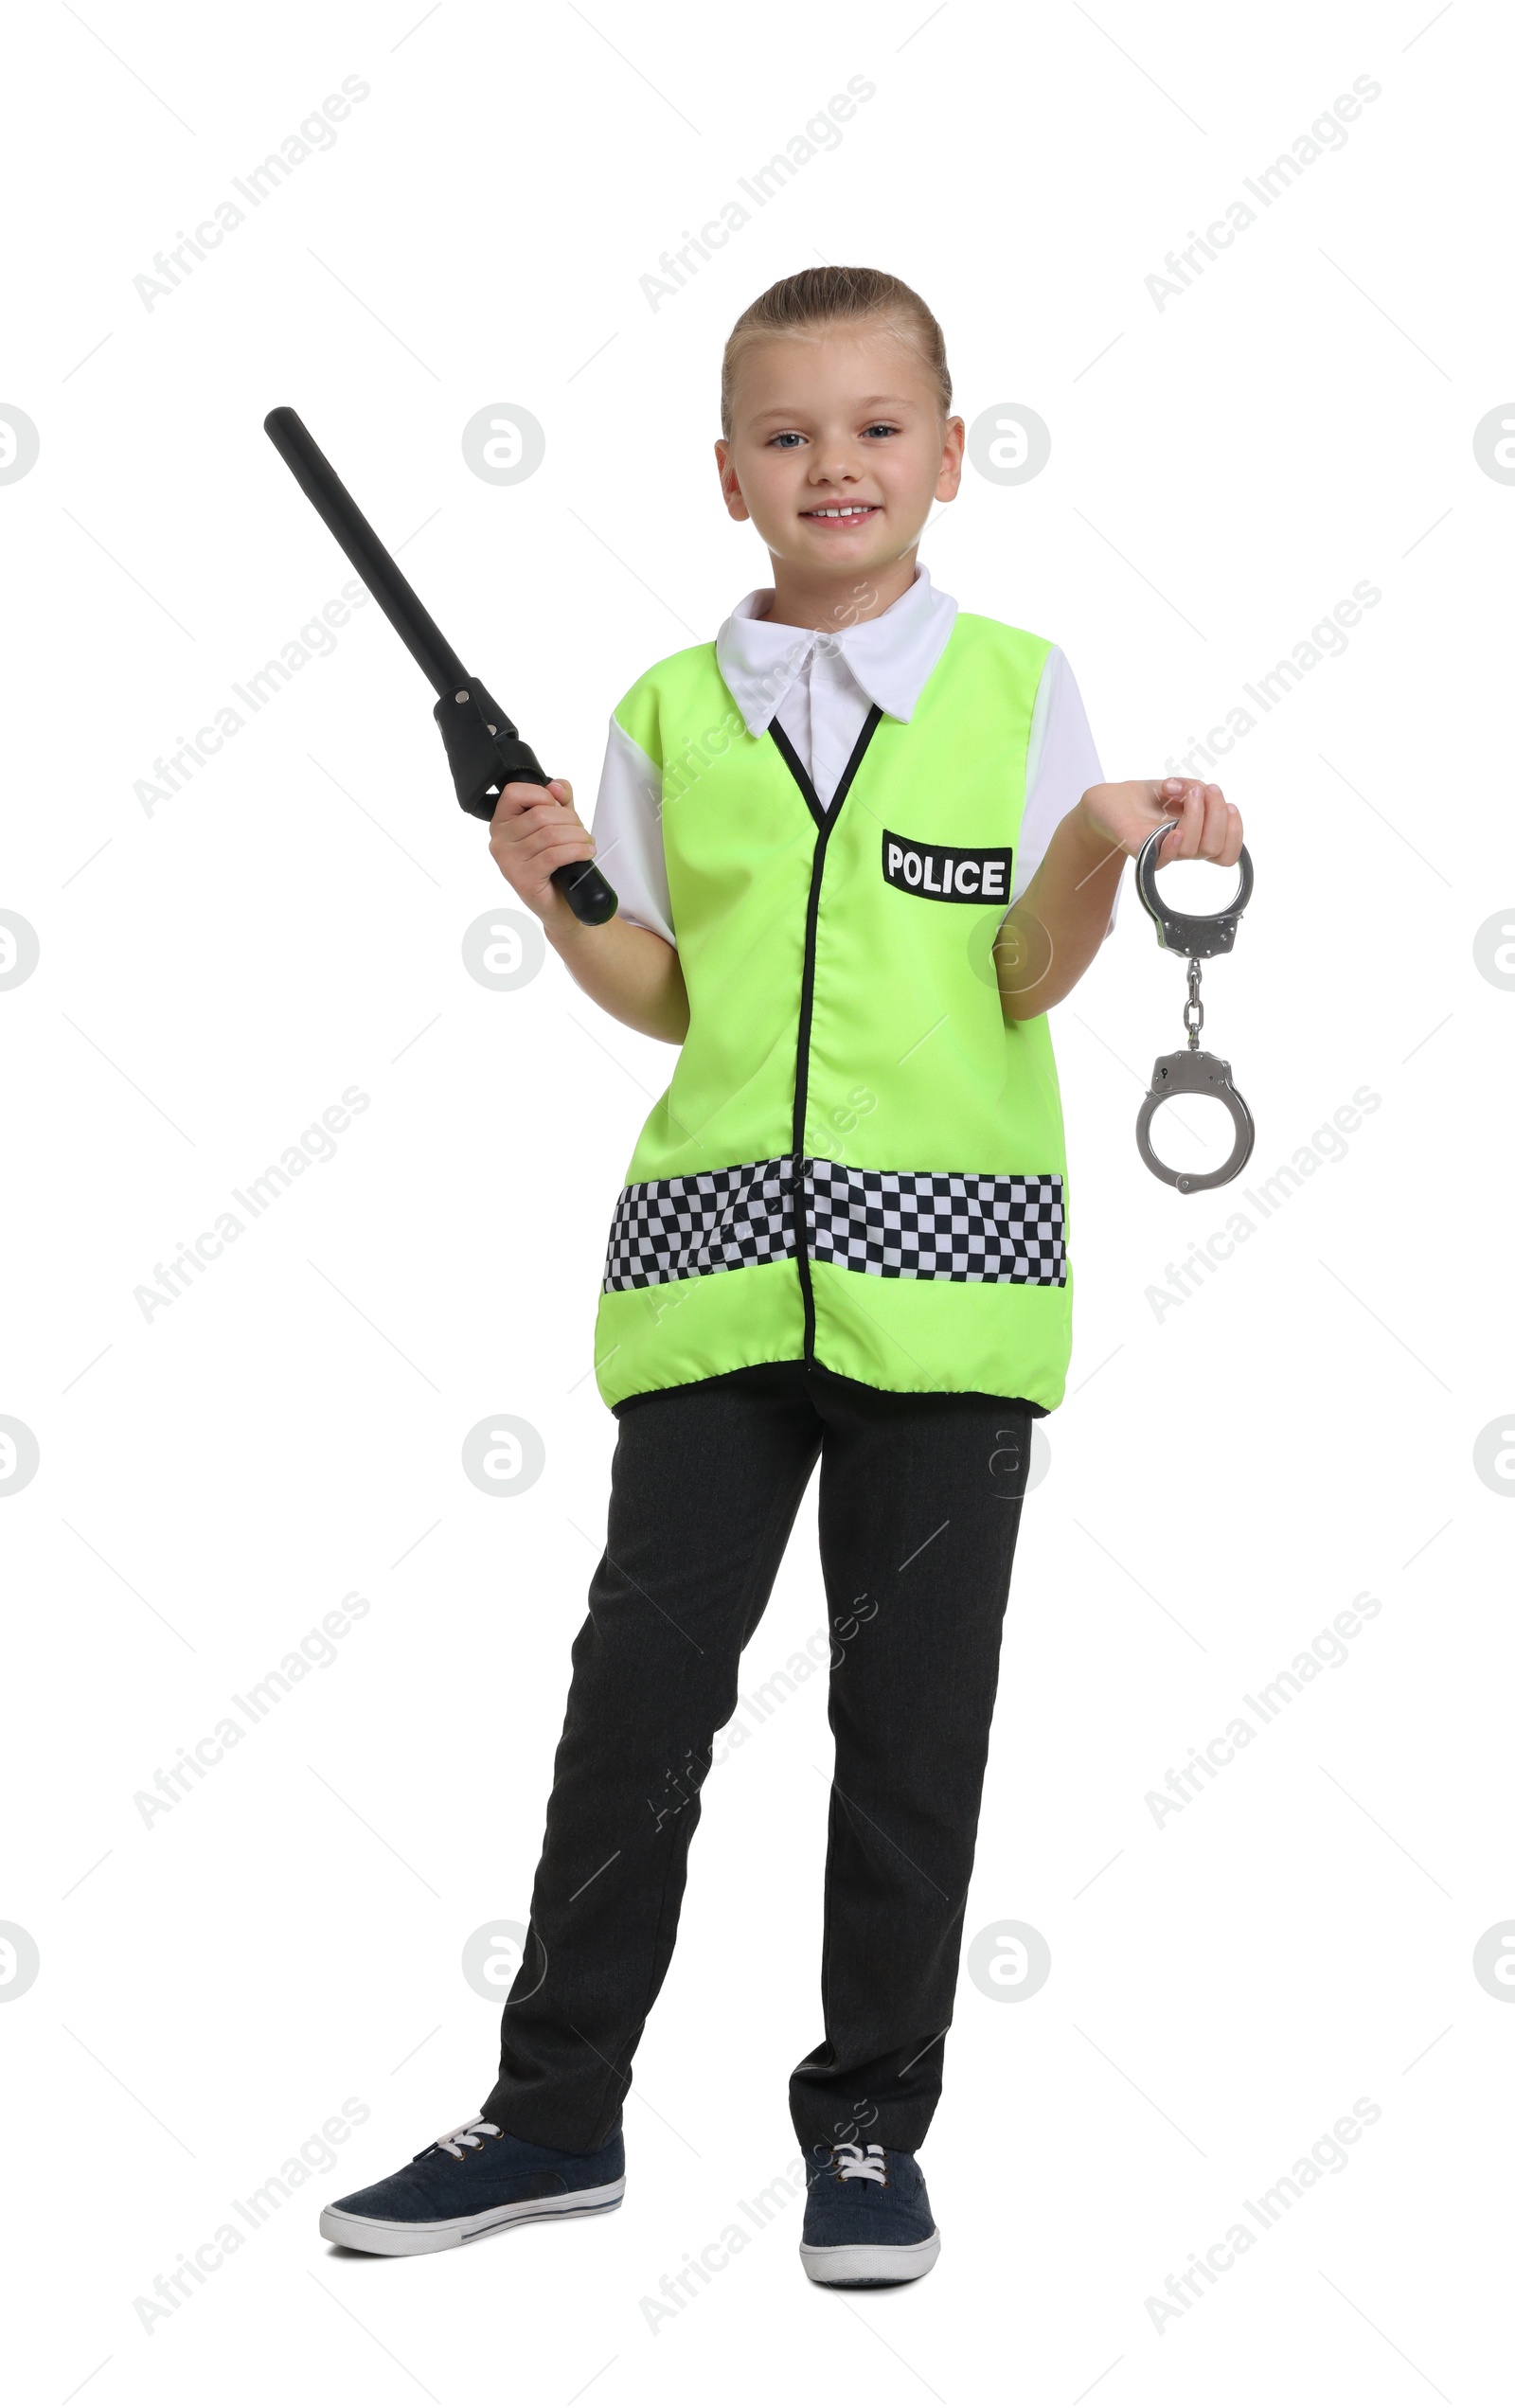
top-left (436, 679), bottom-right (617, 926)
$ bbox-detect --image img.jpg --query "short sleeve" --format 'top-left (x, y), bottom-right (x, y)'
top-left (589, 711), bottom-right (676, 949)
top-left (1008, 648), bottom-right (1119, 939)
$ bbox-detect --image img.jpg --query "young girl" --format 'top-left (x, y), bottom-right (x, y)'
top-left (321, 266), bottom-right (1243, 2286)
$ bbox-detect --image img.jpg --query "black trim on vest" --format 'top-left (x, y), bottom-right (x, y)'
top-left (768, 704), bottom-right (885, 1366)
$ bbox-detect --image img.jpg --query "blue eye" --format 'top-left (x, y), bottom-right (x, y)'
top-left (766, 424), bottom-right (899, 446)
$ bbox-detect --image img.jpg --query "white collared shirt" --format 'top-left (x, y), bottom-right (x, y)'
top-left (590, 563), bottom-right (1116, 949)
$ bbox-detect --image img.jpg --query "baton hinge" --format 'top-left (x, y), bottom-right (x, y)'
top-left (434, 680), bottom-right (546, 822)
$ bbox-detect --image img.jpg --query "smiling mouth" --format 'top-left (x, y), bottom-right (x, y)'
top-left (800, 503), bottom-right (880, 523)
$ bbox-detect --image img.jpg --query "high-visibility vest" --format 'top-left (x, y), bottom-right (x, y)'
top-left (593, 611), bottom-right (1074, 1413)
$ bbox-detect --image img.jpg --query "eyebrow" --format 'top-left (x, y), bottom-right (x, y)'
top-left (749, 395), bottom-right (918, 421)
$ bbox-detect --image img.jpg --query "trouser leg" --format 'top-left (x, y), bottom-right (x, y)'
top-left (788, 1368), bottom-right (1032, 2151)
top-left (481, 1363), bottom-right (822, 2151)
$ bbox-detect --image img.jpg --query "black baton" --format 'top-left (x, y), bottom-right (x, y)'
top-left (262, 406), bottom-right (616, 927)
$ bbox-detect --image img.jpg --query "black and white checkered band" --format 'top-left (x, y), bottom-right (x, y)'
top-left (602, 1158), bottom-right (796, 1291)
top-left (807, 1160), bottom-right (1064, 1284)
top-left (602, 1156), bottom-right (1064, 1291)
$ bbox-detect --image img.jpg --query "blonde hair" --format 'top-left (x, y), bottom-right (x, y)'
top-left (720, 266), bottom-right (952, 439)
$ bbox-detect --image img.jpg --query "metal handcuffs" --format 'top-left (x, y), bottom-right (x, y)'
top-left (1133, 821), bottom-right (1256, 1194)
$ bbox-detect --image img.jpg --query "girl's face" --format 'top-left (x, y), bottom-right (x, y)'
top-left (715, 322), bottom-right (964, 579)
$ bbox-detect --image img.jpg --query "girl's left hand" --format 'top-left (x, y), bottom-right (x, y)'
top-left (1078, 776), bottom-right (1243, 867)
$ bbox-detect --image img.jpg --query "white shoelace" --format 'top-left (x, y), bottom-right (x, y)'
top-left (433, 2118), bottom-right (501, 2159)
top-left (833, 2143), bottom-right (887, 2184)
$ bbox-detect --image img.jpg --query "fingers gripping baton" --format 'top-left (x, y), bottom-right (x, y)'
top-left (262, 407), bottom-right (616, 926)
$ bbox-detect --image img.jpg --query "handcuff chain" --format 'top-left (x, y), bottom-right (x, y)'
top-left (1183, 957), bottom-right (1203, 1049)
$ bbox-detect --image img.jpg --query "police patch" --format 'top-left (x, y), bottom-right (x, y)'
top-left (882, 829), bottom-right (1014, 905)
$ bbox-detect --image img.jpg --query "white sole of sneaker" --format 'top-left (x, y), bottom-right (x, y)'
top-left (799, 2226), bottom-right (941, 2287)
top-left (320, 2177), bottom-right (626, 2256)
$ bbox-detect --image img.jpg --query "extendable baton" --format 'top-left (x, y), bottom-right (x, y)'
top-left (262, 406), bottom-right (616, 926)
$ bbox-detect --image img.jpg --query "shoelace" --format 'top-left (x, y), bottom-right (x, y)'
top-left (832, 2143), bottom-right (887, 2184)
top-left (432, 2118), bottom-right (501, 2160)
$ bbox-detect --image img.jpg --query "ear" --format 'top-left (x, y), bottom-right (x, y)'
top-left (935, 415), bottom-right (966, 505)
top-left (714, 437), bottom-right (751, 522)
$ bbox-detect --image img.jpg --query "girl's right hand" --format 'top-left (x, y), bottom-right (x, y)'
top-left (488, 777), bottom-right (597, 923)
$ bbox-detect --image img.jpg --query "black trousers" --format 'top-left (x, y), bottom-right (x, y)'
top-left (480, 1359), bottom-right (1032, 2153)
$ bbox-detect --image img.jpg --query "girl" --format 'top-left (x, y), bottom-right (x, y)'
top-left (321, 265), bottom-right (1243, 2286)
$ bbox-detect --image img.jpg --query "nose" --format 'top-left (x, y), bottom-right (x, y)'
top-left (808, 437), bottom-right (863, 488)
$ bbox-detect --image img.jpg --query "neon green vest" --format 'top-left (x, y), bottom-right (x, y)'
top-left (593, 612), bottom-right (1074, 1413)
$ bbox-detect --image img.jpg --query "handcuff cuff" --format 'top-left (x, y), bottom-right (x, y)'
top-left (1133, 821), bottom-right (1256, 1194)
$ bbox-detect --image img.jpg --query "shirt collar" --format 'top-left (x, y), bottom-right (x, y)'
top-left (715, 562), bottom-right (958, 738)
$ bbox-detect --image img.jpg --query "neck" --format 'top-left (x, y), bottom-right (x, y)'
top-left (762, 546), bottom-right (919, 631)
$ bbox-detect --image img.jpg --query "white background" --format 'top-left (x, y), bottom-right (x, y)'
top-left (3, 2), bottom-right (1510, 2401)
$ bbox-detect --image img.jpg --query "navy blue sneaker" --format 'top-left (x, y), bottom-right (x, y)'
top-left (798, 2142), bottom-right (940, 2286)
top-left (320, 2117), bottom-right (625, 2256)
